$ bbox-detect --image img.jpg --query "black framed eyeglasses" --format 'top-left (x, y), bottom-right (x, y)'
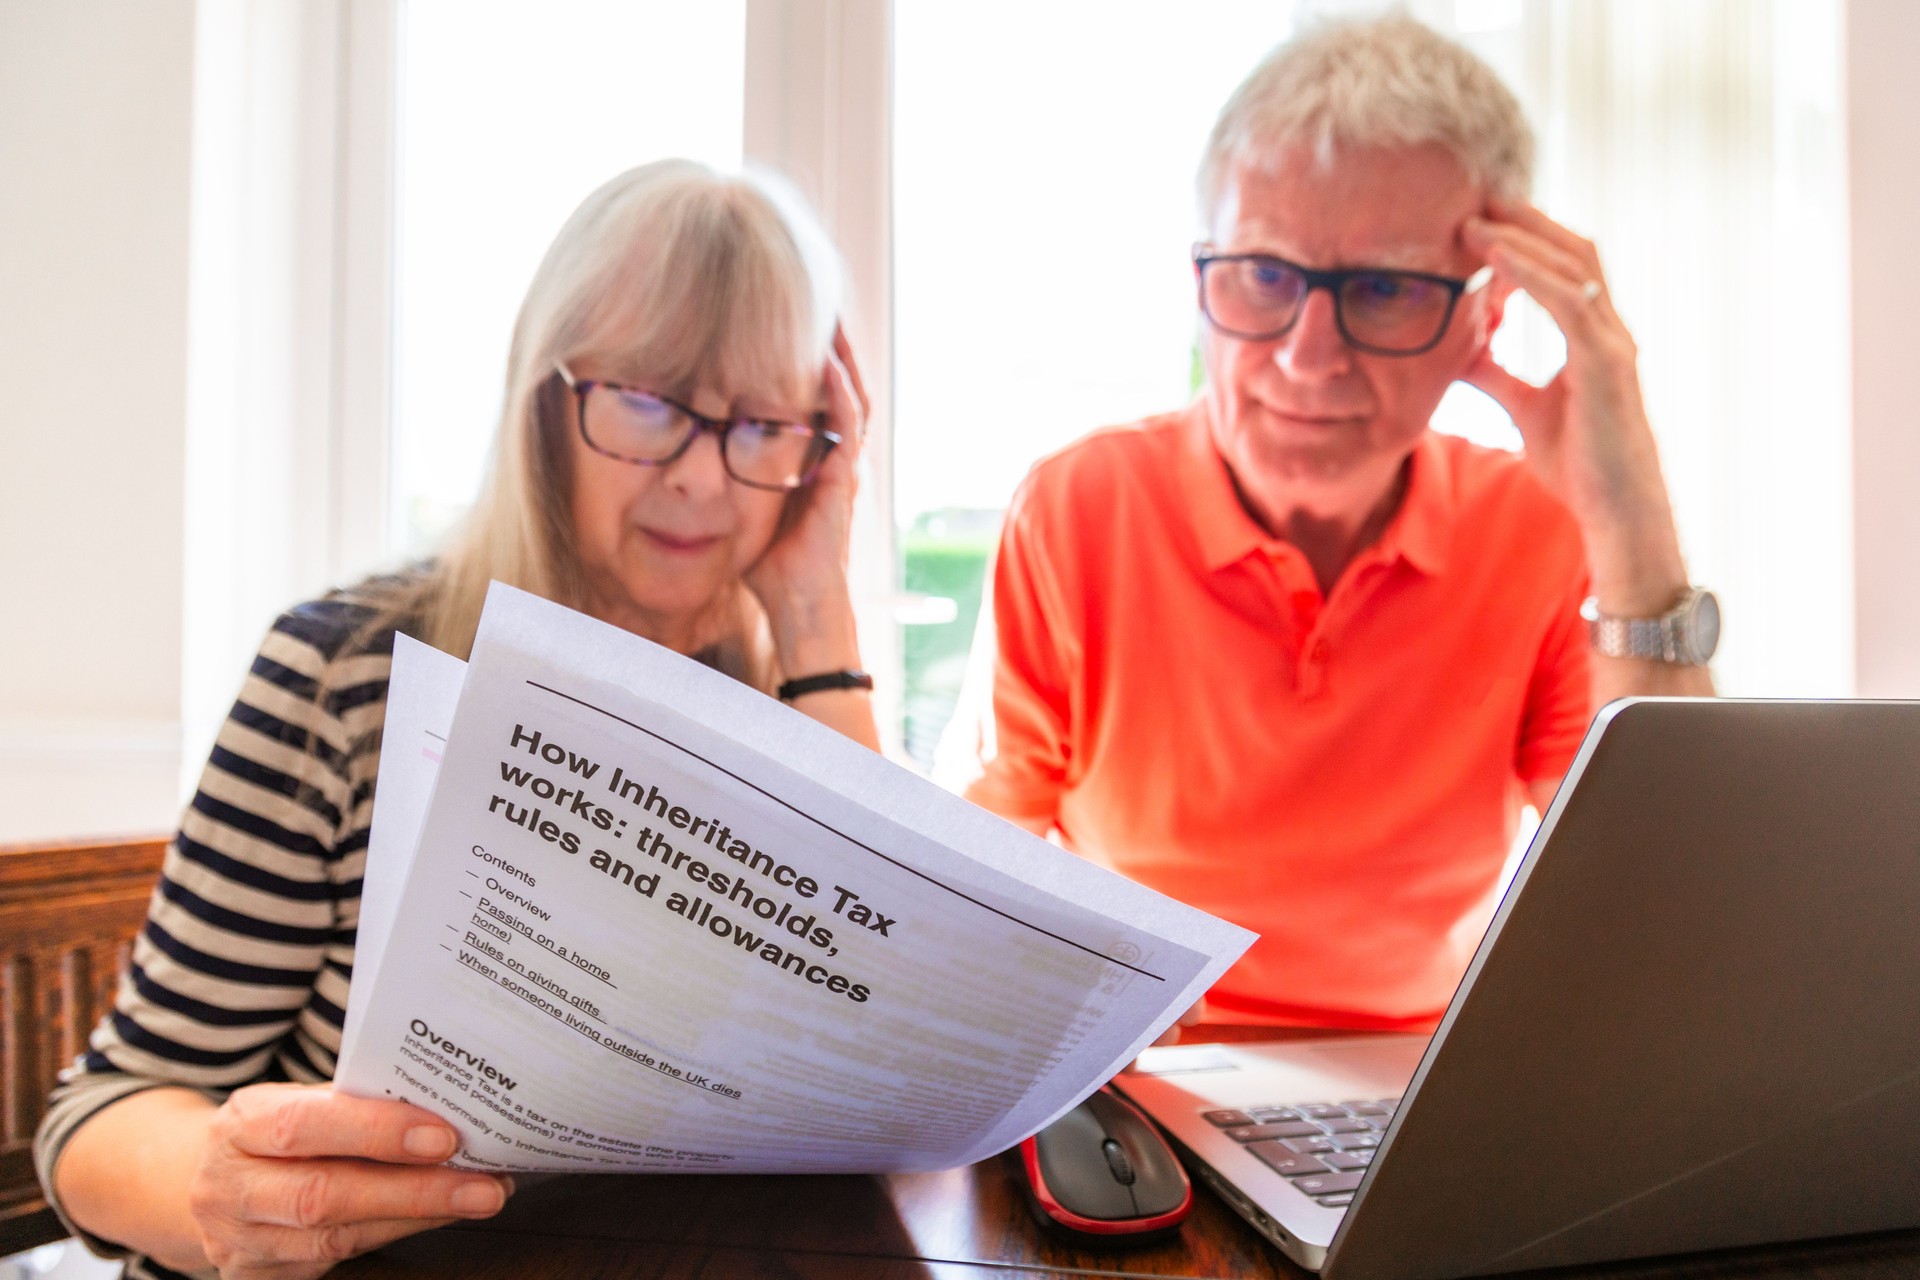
top-left (1193, 246), bottom-right (1494, 356)
top-left (556, 364), bottom-right (839, 492)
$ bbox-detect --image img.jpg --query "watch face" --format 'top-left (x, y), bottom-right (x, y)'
top-left (1687, 591), bottom-right (1721, 663)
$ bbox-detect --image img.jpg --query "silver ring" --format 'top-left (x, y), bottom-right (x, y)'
top-left (1580, 279), bottom-right (1603, 304)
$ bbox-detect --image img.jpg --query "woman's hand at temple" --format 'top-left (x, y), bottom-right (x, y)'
top-left (57, 1082), bottom-right (512, 1279)
top-left (744, 327), bottom-right (882, 750)
top-left (744, 326), bottom-right (867, 643)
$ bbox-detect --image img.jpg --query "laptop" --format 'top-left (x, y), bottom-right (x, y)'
top-left (1114, 698), bottom-right (1920, 1279)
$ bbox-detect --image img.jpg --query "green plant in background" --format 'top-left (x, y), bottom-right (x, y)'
top-left (896, 342), bottom-right (1202, 769)
top-left (900, 509), bottom-right (1000, 768)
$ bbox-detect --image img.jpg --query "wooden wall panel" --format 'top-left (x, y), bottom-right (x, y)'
top-left (0, 836), bottom-right (166, 1254)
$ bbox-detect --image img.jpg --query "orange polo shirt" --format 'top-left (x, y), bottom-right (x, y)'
top-left (966, 404), bottom-right (1593, 1029)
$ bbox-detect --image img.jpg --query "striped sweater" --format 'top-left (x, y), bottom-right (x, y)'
top-left (34, 587), bottom-right (402, 1279)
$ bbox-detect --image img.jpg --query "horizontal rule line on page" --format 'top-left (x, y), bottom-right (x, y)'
top-left (522, 678), bottom-right (1166, 982)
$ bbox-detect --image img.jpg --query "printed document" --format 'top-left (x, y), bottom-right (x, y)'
top-left (335, 584), bottom-right (1251, 1174)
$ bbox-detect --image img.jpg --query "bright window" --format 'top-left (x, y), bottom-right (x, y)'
top-left (390, 0), bottom-right (746, 556)
top-left (891, 1), bottom-right (1297, 768)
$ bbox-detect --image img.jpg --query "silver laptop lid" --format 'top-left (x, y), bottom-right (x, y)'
top-left (1325, 698), bottom-right (1920, 1279)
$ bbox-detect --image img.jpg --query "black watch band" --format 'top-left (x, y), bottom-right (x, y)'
top-left (777, 669), bottom-right (874, 702)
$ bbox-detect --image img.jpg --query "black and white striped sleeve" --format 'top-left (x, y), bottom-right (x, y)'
top-left (33, 597), bottom-right (393, 1264)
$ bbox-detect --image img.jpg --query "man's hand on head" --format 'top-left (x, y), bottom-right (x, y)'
top-left (1457, 200), bottom-right (1712, 700)
top-left (1457, 200), bottom-right (1692, 622)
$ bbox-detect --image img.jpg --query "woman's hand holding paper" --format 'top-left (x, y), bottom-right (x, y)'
top-left (184, 1083), bottom-right (512, 1279)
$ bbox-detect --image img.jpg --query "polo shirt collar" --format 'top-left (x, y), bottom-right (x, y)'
top-left (1179, 403), bottom-right (1456, 578)
top-left (1378, 431), bottom-right (1454, 577)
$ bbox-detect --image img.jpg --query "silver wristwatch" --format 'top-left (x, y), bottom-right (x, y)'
top-left (1581, 587), bottom-right (1720, 665)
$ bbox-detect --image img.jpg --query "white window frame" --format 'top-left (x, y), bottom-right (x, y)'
top-left (742, 0), bottom-right (902, 754)
top-left (182, 0), bottom-right (400, 778)
top-left (191, 0), bottom-right (907, 765)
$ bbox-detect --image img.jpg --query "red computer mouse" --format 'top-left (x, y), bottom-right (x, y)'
top-left (1017, 1085), bottom-right (1192, 1242)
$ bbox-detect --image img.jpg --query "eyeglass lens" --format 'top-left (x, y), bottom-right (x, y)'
top-left (1202, 257), bottom-right (1459, 353)
top-left (583, 385), bottom-right (828, 490)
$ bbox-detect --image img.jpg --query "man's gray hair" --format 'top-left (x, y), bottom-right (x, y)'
top-left (1198, 13), bottom-right (1534, 224)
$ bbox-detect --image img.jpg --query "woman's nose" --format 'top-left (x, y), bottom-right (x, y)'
top-left (662, 422), bottom-right (732, 496)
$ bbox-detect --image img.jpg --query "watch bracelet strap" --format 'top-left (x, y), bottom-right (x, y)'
top-left (1589, 612), bottom-right (1682, 662)
top-left (777, 669), bottom-right (874, 701)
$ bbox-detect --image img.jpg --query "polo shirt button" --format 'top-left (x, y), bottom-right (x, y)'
top-left (1310, 639), bottom-right (1330, 663)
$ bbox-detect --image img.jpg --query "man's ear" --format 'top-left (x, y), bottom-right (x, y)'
top-left (1481, 276), bottom-right (1515, 339)
top-left (1465, 276), bottom-right (1514, 360)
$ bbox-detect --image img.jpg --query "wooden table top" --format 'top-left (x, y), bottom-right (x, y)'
top-left (340, 1150), bottom-right (1920, 1280)
top-left (338, 1026), bottom-right (1920, 1279)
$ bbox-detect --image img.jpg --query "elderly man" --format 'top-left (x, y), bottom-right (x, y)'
top-left (965, 15), bottom-right (1716, 1032)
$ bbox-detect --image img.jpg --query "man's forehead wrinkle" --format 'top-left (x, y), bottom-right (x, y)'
top-left (1361, 241), bottom-right (1456, 271)
top-left (1216, 150), bottom-right (1481, 274)
top-left (1219, 204), bottom-right (1459, 274)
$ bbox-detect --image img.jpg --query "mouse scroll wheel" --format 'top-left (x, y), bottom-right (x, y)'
top-left (1100, 1138), bottom-right (1138, 1185)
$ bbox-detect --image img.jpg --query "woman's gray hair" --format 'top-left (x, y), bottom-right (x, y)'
top-left (1198, 13), bottom-right (1534, 224)
top-left (413, 158), bottom-right (845, 669)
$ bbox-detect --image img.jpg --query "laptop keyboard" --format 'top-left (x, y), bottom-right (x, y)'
top-left (1200, 1098), bottom-right (1400, 1208)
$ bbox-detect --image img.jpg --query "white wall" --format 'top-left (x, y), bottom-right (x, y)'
top-left (181, 0), bottom-right (400, 803)
top-left (0, 0), bottom-right (196, 841)
top-left (1848, 0), bottom-right (1920, 698)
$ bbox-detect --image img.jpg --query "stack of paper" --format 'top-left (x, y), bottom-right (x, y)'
top-left (335, 584), bottom-right (1251, 1174)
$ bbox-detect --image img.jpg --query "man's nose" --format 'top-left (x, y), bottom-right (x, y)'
top-left (1273, 287), bottom-right (1353, 380)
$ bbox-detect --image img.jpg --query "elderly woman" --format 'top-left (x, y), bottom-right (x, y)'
top-left (35, 160), bottom-right (876, 1279)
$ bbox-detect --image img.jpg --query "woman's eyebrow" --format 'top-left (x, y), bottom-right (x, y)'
top-left (704, 389), bottom-right (813, 420)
